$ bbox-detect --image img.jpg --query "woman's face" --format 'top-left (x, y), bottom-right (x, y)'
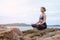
top-left (40, 8), bottom-right (45, 12)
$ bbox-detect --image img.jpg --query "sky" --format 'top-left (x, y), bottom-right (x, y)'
top-left (0, 0), bottom-right (60, 25)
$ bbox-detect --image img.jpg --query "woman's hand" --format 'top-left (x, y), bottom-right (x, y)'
top-left (38, 23), bottom-right (42, 25)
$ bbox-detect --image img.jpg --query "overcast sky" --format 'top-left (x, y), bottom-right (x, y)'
top-left (0, 0), bottom-right (60, 25)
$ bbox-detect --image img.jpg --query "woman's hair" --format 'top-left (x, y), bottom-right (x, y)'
top-left (41, 7), bottom-right (46, 12)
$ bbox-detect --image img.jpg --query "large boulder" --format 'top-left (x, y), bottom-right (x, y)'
top-left (0, 29), bottom-right (21, 40)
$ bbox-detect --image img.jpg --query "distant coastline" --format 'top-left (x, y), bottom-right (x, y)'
top-left (0, 23), bottom-right (31, 26)
top-left (0, 23), bottom-right (60, 26)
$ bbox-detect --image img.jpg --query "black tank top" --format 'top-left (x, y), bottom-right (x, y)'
top-left (39, 15), bottom-right (44, 20)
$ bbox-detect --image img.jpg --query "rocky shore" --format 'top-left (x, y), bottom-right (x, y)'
top-left (0, 28), bottom-right (60, 40)
top-left (0, 29), bottom-right (21, 40)
top-left (23, 28), bottom-right (60, 40)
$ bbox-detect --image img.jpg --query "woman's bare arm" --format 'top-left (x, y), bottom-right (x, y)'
top-left (36, 14), bottom-right (46, 24)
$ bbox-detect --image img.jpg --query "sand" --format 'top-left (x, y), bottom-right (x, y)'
top-left (0, 28), bottom-right (60, 40)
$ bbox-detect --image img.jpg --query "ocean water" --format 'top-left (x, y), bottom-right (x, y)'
top-left (7, 26), bottom-right (33, 31)
top-left (7, 25), bottom-right (60, 31)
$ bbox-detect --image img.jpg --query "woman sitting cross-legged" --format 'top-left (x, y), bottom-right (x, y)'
top-left (32, 7), bottom-right (47, 30)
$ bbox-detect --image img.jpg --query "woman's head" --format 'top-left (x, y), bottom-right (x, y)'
top-left (40, 7), bottom-right (46, 13)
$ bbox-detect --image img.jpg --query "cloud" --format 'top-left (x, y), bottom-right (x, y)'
top-left (0, 0), bottom-right (60, 25)
top-left (0, 0), bottom-right (16, 17)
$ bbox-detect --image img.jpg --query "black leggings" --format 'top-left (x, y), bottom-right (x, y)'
top-left (32, 23), bottom-right (47, 30)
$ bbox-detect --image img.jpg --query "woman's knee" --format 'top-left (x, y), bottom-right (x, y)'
top-left (32, 24), bottom-right (37, 27)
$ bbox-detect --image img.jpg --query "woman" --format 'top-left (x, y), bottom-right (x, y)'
top-left (32, 7), bottom-right (47, 30)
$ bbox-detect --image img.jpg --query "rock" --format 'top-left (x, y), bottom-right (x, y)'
top-left (42, 34), bottom-right (60, 40)
top-left (0, 28), bottom-right (22, 40)
top-left (0, 28), bottom-right (60, 40)
top-left (23, 28), bottom-right (60, 40)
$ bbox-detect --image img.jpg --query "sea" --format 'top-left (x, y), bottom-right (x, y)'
top-left (7, 25), bottom-right (60, 31)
